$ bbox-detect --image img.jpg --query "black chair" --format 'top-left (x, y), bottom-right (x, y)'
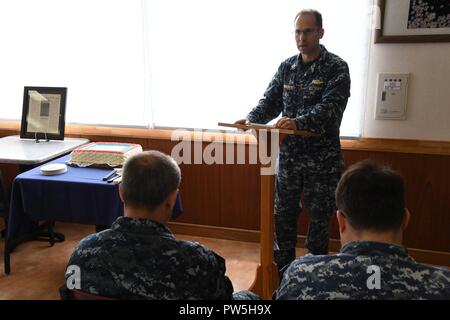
top-left (71, 289), bottom-right (114, 300)
top-left (60, 285), bottom-right (114, 300)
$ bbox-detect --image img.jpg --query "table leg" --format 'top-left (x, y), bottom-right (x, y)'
top-left (35, 222), bottom-right (65, 243)
top-left (4, 222), bottom-right (64, 274)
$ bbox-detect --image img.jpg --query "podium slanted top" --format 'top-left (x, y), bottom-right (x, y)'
top-left (217, 122), bottom-right (319, 137)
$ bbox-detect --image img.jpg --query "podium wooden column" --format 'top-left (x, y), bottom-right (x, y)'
top-left (218, 122), bottom-right (318, 299)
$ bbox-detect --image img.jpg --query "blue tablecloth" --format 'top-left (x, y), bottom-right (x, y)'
top-left (6, 154), bottom-right (183, 244)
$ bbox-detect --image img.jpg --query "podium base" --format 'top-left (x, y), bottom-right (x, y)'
top-left (249, 263), bottom-right (279, 300)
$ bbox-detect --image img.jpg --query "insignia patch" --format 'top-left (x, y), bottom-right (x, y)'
top-left (283, 85), bottom-right (295, 91)
top-left (311, 79), bottom-right (324, 86)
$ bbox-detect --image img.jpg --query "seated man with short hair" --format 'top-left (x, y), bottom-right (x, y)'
top-left (62, 150), bottom-right (258, 300)
top-left (274, 160), bottom-right (450, 300)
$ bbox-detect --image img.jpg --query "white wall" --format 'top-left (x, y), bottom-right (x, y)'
top-left (363, 41), bottom-right (450, 141)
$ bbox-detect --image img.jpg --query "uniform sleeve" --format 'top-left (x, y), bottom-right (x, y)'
top-left (64, 235), bottom-right (116, 297)
top-left (203, 251), bottom-right (234, 299)
top-left (273, 256), bottom-right (320, 300)
top-left (246, 62), bottom-right (285, 124)
top-left (294, 60), bottom-right (350, 134)
top-left (272, 264), bottom-right (300, 300)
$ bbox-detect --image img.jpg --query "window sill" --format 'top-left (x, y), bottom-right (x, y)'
top-left (0, 120), bottom-right (258, 144)
top-left (1, 120), bottom-right (449, 155)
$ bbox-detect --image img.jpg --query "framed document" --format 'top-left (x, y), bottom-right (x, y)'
top-left (375, 0), bottom-right (450, 43)
top-left (20, 86), bottom-right (67, 141)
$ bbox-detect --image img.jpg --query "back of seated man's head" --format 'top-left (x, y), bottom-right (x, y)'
top-left (120, 151), bottom-right (181, 218)
top-left (335, 160), bottom-right (407, 241)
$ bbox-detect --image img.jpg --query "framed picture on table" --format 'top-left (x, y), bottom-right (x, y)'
top-left (375, 0), bottom-right (450, 43)
top-left (20, 86), bottom-right (67, 141)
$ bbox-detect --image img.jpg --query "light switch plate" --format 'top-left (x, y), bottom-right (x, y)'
top-left (375, 73), bottom-right (410, 120)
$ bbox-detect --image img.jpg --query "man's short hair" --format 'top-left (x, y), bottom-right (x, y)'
top-left (294, 9), bottom-right (323, 29)
top-left (335, 160), bottom-right (405, 232)
top-left (121, 150), bottom-right (181, 211)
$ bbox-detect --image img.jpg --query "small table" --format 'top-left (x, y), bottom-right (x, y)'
top-left (0, 134), bottom-right (89, 214)
top-left (0, 135), bottom-right (89, 167)
top-left (5, 154), bottom-right (183, 274)
top-left (0, 135), bottom-right (89, 273)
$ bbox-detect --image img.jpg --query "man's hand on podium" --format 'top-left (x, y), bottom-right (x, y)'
top-left (234, 119), bottom-right (250, 125)
top-left (275, 117), bottom-right (297, 143)
top-left (275, 117), bottom-right (296, 130)
top-left (234, 119), bottom-right (250, 132)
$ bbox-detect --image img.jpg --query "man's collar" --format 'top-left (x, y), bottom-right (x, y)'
top-left (341, 240), bottom-right (410, 257)
top-left (297, 44), bottom-right (327, 65)
top-left (111, 216), bottom-right (175, 238)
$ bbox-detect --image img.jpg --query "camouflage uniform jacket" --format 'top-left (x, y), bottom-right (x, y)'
top-left (274, 241), bottom-right (450, 300)
top-left (247, 45), bottom-right (350, 169)
top-left (64, 216), bottom-right (234, 299)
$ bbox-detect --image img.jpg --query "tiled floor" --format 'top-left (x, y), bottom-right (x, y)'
top-left (0, 221), bottom-right (306, 299)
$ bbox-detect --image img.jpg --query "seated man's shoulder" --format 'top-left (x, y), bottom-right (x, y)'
top-left (410, 262), bottom-right (450, 286)
top-left (176, 239), bottom-right (225, 265)
top-left (416, 261), bottom-right (450, 274)
top-left (69, 229), bottom-right (119, 261)
top-left (275, 254), bottom-right (348, 300)
top-left (284, 253), bottom-right (355, 281)
top-left (78, 229), bottom-right (116, 246)
top-left (292, 252), bottom-right (339, 267)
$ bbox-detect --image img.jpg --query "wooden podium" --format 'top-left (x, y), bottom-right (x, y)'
top-left (218, 122), bottom-right (318, 299)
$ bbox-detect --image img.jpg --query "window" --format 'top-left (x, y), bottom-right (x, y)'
top-left (0, 0), bottom-right (147, 126)
top-left (144, 0), bottom-right (373, 137)
top-left (0, 0), bottom-right (372, 137)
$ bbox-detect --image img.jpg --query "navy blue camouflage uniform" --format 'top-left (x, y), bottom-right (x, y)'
top-left (62, 216), bottom-right (258, 300)
top-left (274, 241), bottom-right (450, 300)
top-left (246, 45), bottom-right (351, 267)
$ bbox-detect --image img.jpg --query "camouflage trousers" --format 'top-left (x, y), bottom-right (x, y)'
top-left (273, 149), bottom-right (342, 268)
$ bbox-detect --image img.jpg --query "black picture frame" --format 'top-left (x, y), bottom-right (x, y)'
top-left (20, 86), bottom-right (67, 141)
top-left (375, 0), bottom-right (450, 43)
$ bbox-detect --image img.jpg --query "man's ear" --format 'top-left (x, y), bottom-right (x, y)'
top-left (118, 184), bottom-right (125, 203)
top-left (318, 28), bottom-right (324, 39)
top-left (336, 210), bottom-right (346, 233)
top-left (401, 208), bottom-right (411, 231)
top-left (166, 188), bottom-right (178, 207)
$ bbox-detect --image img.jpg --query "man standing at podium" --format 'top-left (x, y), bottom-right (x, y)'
top-left (235, 9), bottom-right (350, 272)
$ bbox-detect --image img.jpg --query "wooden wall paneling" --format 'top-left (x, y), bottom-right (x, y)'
top-left (178, 162), bottom-right (222, 227)
top-left (171, 141), bottom-right (223, 227)
top-left (393, 153), bottom-right (432, 250)
top-left (0, 164), bottom-right (19, 185)
top-left (145, 139), bottom-right (174, 154)
top-left (398, 153), bottom-right (450, 252)
top-left (219, 143), bottom-right (260, 231)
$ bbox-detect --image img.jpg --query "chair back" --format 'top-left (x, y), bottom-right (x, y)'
top-left (71, 289), bottom-right (114, 300)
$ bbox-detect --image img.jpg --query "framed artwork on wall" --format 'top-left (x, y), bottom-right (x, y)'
top-left (375, 0), bottom-right (450, 43)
